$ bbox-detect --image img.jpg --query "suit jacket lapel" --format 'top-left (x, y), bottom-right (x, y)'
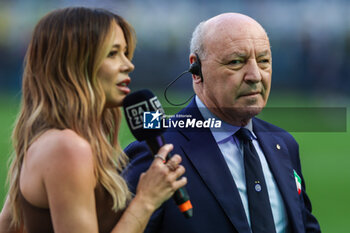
top-left (177, 100), bottom-right (251, 233)
top-left (253, 118), bottom-right (304, 233)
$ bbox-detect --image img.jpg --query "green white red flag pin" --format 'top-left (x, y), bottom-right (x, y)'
top-left (294, 170), bottom-right (302, 195)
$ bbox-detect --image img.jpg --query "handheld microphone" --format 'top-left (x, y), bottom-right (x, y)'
top-left (123, 89), bottom-right (193, 218)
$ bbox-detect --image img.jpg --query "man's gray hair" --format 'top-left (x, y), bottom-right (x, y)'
top-left (190, 21), bottom-right (207, 58)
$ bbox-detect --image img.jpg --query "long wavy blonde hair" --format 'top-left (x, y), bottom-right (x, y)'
top-left (7, 7), bottom-right (136, 227)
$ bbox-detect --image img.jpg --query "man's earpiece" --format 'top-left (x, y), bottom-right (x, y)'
top-left (164, 53), bottom-right (203, 106)
top-left (189, 53), bottom-right (203, 82)
top-left (189, 62), bottom-right (200, 76)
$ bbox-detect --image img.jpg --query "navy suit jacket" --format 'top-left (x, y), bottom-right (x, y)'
top-left (123, 99), bottom-right (321, 233)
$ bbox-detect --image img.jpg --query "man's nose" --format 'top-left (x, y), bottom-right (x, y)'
top-left (244, 59), bottom-right (261, 83)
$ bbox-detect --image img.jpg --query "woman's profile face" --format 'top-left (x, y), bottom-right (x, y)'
top-left (97, 22), bottom-right (135, 108)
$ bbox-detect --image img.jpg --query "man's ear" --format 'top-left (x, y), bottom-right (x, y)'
top-left (189, 53), bottom-right (202, 84)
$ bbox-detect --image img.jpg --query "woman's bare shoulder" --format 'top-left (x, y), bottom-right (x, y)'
top-left (29, 129), bottom-right (92, 157)
top-left (20, 129), bottom-right (96, 208)
top-left (27, 129), bottom-right (95, 180)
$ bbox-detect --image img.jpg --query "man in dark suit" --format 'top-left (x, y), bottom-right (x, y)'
top-left (124, 13), bottom-right (321, 233)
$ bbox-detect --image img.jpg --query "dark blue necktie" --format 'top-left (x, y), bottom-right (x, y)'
top-left (235, 128), bottom-right (276, 233)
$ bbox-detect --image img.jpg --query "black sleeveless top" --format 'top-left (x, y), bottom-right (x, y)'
top-left (19, 183), bottom-right (124, 233)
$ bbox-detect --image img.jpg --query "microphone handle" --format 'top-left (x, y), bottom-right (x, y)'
top-left (146, 136), bottom-right (193, 218)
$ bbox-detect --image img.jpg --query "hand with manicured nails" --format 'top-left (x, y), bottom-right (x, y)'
top-left (135, 144), bottom-right (187, 211)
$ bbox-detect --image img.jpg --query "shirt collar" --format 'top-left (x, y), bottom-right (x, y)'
top-left (195, 96), bottom-right (256, 142)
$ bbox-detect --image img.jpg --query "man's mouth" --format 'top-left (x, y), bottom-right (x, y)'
top-left (240, 91), bottom-right (261, 97)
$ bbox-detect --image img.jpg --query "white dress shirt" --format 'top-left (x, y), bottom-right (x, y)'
top-left (195, 96), bottom-right (290, 233)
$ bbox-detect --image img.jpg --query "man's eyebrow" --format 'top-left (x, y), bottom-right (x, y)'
top-left (228, 49), bottom-right (270, 59)
top-left (257, 50), bottom-right (271, 57)
top-left (230, 51), bottom-right (248, 58)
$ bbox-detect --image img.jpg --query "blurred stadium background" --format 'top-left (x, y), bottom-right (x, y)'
top-left (1, 0), bottom-right (350, 232)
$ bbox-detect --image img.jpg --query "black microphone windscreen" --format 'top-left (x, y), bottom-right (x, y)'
top-left (122, 89), bottom-right (165, 141)
top-left (123, 89), bottom-right (194, 218)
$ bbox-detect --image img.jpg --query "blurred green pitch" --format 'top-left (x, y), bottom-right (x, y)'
top-left (0, 92), bottom-right (349, 232)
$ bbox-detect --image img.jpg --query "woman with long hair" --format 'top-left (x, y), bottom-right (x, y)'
top-left (0, 7), bottom-right (186, 233)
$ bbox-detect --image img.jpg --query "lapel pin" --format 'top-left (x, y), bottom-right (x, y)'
top-left (276, 144), bottom-right (281, 150)
top-left (294, 170), bottom-right (302, 195)
top-left (255, 184), bottom-right (262, 192)
top-left (254, 181), bottom-right (262, 192)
